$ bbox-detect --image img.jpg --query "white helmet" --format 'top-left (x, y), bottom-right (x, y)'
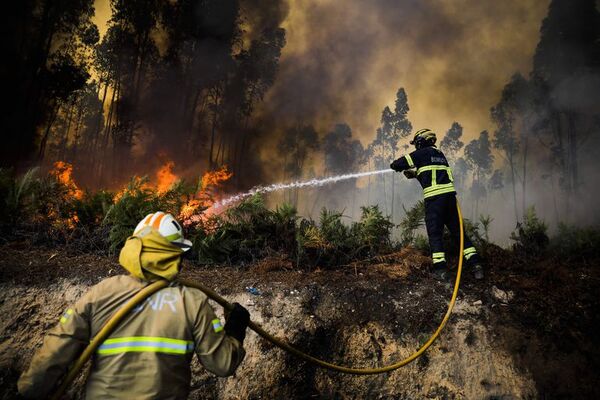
top-left (134, 211), bottom-right (192, 251)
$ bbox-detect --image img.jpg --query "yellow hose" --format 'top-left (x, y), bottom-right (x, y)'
top-left (52, 200), bottom-right (465, 397)
top-left (179, 199), bottom-right (465, 374)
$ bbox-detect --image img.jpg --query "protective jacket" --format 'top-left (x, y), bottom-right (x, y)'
top-left (18, 230), bottom-right (245, 399)
top-left (391, 146), bottom-right (479, 267)
top-left (390, 145), bottom-right (455, 199)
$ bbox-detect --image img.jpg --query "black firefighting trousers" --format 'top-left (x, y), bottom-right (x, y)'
top-left (424, 193), bottom-right (479, 267)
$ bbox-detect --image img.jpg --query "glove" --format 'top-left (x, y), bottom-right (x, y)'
top-left (390, 162), bottom-right (399, 171)
top-left (224, 303), bottom-right (250, 343)
top-left (403, 170), bottom-right (417, 179)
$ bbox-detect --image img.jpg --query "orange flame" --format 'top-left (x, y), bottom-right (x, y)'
top-left (201, 166), bottom-right (233, 189)
top-left (50, 161), bottom-right (83, 200)
top-left (179, 166), bottom-right (232, 226)
top-left (156, 161), bottom-right (178, 193)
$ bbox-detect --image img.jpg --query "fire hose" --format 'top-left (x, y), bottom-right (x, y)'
top-left (51, 200), bottom-right (465, 398)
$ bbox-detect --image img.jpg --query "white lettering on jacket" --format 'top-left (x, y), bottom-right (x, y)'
top-left (133, 291), bottom-right (179, 313)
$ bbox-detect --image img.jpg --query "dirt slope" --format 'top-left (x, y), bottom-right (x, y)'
top-left (1, 244), bottom-right (598, 399)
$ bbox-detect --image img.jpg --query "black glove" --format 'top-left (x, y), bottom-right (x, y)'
top-left (224, 302), bottom-right (250, 343)
top-left (403, 170), bottom-right (417, 179)
top-left (390, 162), bottom-right (399, 171)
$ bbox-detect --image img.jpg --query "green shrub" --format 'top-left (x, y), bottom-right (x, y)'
top-left (550, 223), bottom-right (600, 261)
top-left (413, 234), bottom-right (430, 252)
top-left (510, 206), bottom-right (549, 255)
top-left (193, 195), bottom-right (299, 265)
top-left (0, 168), bottom-right (41, 226)
top-left (399, 201), bottom-right (425, 245)
top-left (103, 176), bottom-right (198, 253)
top-left (73, 190), bottom-right (114, 227)
top-left (351, 205), bottom-right (395, 255)
top-left (479, 215), bottom-right (493, 242)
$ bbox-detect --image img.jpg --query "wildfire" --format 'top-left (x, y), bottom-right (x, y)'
top-left (156, 161), bottom-right (178, 193)
top-left (50, 161), bottom-right (83, 200)
top-left (46, 159), bottom-right (232, 231)
top-left (179, 166), bottom-right (233, 226)
top-left (201, 166), bottom-right (233, 189)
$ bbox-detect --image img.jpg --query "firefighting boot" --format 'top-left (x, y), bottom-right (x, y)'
top-left (465, 253), bottom-right (484, 280)
top-left (431, 261), bottom-right (449, 281)
top-left (472, 263), bottom-right (484, 280)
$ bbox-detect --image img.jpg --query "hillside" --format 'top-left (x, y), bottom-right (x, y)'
top-left (1, 244), bottom-right (598, 399)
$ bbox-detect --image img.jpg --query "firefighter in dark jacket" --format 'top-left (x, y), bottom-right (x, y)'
top-left (390, 129), bottom-right (484, 280)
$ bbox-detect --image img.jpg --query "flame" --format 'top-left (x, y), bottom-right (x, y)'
top-left (50, 161), bottom-right (83, 199)
top-left (156, 161), bottom-right (178, 193)
top-left (201, 166), bottom-right (233, 189)
top-left (179, 166), bottom-right (232, 227)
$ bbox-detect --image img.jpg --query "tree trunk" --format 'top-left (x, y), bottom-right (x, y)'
top-left (89, 80), bottom-right (109, 172)
top-left (567, 112), bottom-right (578, 193)
top-left (38, 103), bottom-right (60, 161)
top-left (71, 99), bottom-right (85, 160)
top-left (391, 149), bottom-right (396, 223)
top-left (522, 136), bottom-right (528, 218)
top-left (59, 102), bottom-right (75, 161)
top-left (208, 87), bottom-right (221, 168)
top-left (509, 155), bottom-right (518, 223)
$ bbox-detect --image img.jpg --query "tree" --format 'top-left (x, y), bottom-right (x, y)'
top-left (464, 131), bottom-right (494, 218)
top-left (439, 122), bottom-right (464, 161)
top-left (323, 123), bottom-right (365, 211)
top-left (368, 87), bottom-right (412, 219)
top-left (2, 0), bottom-right (97, 167)
top-left (491, 79), bottom-right (519, 222)
top-left (532, 0), bottom-right (600, 198)
top-left (278, 124), bottom-right (319, 206)
top-left (453, 157), bottom-right (469, 194)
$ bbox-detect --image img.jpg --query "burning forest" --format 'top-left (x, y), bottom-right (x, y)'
top-left (1, 0), bottom-right (600, 399)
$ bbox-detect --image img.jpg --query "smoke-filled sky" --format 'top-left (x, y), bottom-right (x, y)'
top-left (260, 0), bottom-right (550, 145)
top-left (93, 0), bottom-right (550, 144)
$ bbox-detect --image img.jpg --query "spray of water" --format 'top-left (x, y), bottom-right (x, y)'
top-left (210, 168), bottom-right (394, 210)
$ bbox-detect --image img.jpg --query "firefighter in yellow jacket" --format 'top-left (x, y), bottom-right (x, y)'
top-left (18, 211), bottom-right (249, 399)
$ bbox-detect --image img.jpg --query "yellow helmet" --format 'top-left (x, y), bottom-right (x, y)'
top-left (410, 128), bottom-right (437, 148)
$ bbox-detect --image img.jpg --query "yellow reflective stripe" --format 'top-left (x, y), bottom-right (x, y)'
top-left (60, 309), bottom-right (74, 324)
top-left (97, 336), bottom-right (194, 356)
top-left (448, 168), bottom-right (454, 182)
top-left (98, 346), bottom-right (189, 355)
top-left (423, 185), bottom-right (456, 198)
top-left (432, 252), bottom-right (446, 263)
top-left (416, 165), bottom-right (451, 175)
top-left (423, 183), bottom-right (455, 195)
top-left (103, 336), bottom-right (190, 345)
top-left (463, 247), bottom-right (477, 255)
top-left (405, 154), bottom-right (414, 168)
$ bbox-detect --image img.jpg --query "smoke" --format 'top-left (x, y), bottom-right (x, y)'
top-left (259, 0), bottom-right (549, 143)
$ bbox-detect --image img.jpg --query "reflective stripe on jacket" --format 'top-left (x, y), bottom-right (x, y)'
top-left (18, 275), bottom-right (245, 399)
top-left (390, 146), bottom-right (456, 199)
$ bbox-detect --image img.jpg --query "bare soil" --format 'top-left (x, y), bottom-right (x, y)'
top-left (1, 241), bottom-right (599, 399)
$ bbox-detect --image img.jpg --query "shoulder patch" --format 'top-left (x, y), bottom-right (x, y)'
top-left (211, 318), bottom-right (224, 333)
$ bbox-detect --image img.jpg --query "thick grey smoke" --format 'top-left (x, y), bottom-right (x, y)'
top-left (259, 0), bottom-right (549, 143)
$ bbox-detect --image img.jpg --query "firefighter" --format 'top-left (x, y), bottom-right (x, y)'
top-left (390, 129), bottom-right (484, 280)
top-left (18, 212), bottom-right (249, 399)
